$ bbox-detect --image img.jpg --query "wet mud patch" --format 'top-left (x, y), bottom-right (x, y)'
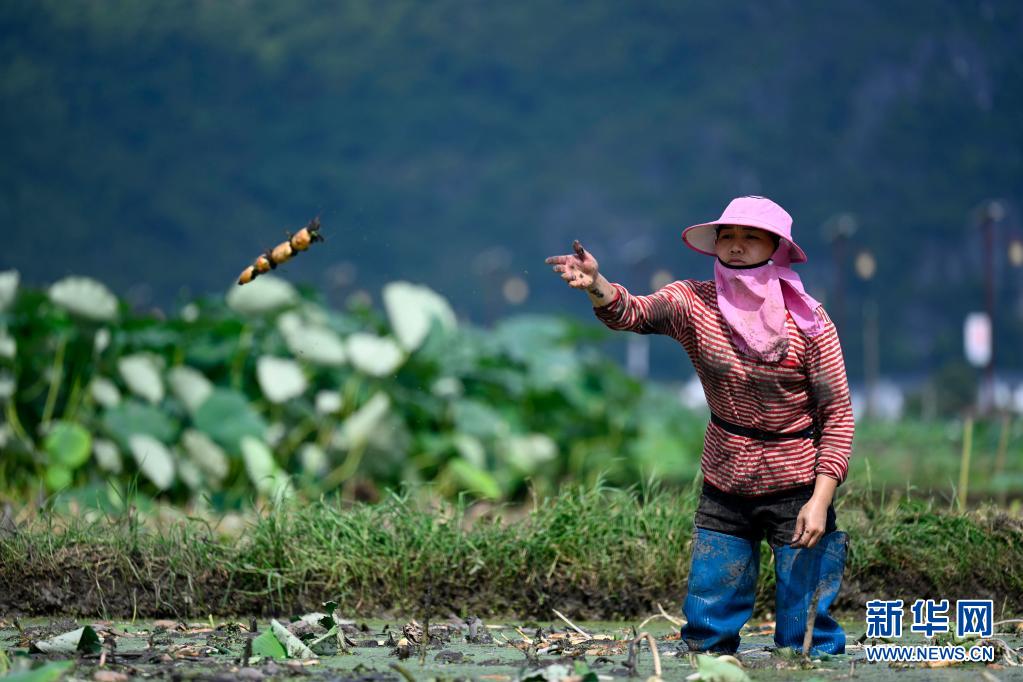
top-left (2, 617), bottom-right (1023, 681)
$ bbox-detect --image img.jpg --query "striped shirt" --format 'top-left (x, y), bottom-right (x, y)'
top-left (593, 279), bottom-right (854, 496)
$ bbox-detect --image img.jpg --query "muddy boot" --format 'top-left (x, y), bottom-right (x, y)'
top-left (680, 528), bottom-right (760, 654)
top-left (773, 530), bottom-right (847, 655)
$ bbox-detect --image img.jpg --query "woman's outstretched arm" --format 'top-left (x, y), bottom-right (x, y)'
top-left (545, 240), bottom-right (692, 335)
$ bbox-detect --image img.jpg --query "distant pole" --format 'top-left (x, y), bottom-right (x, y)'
top-left (854, 249), bottom-right (878, 419)
top-left (822, 214), bottom-right (858, 333)
top-left (979, 201), bottom-right (1004, 413)
top-left (957, 415), bottom-right (974, 511)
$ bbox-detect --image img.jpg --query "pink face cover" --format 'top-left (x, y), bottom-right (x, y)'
top-left (682, 197), bottom-right (825, 363)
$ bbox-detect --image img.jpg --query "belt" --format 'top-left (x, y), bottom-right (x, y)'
top-left (710, 413), bottom-right (815, 441)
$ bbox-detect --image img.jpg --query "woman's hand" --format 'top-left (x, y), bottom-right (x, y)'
top-left (790, 496), bottom-right (830, 548)
top-left (545, 240), bottom-right (600, 290)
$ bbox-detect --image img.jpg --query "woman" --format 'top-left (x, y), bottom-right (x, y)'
top-left (545, 195), bottom-right (853, 655)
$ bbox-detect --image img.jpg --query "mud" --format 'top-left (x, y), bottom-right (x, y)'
top-left (2, 618), bottom-right (1022, 681)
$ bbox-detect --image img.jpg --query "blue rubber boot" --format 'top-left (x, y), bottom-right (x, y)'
top-left (681, 528), bottom-right (760, 653)
top-left (773, 530), bottom-right (847, 655)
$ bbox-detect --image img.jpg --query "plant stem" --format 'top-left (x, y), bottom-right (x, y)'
top-left (40, 332), bottom-right (68, 427)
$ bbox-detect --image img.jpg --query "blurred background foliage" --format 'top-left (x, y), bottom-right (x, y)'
top-left (1, 0), bottom-right (1021, 382)
top-left (0, 272), bottom-right (711, 508)
top-left (0, 272), bottom-right (1018, 511)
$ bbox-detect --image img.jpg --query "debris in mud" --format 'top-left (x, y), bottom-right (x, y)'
top-left (29, 625), bottom-right (102, 654)
top-left (466, 615), bottom-right (495, 644)
top-left (433, 649), bottom-right (464, 663)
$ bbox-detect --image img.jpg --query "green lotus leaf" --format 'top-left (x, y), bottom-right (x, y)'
top-left (446, 458), bottom-right (501, 499)
top-left (44, 465), bottom-right (72, 491)
top-left (383, 281), bottom-right (457, 352)
top-left (177, 456), bottom-right (203, 490)
top-left (453, 433), bottom-right (486, 468)
top-left (279, 314), bottom-right (347, 367)
top-left (128, 433), bottom-right (176, 490)
top-left (241, 436), bottom-right (292, 499)
top-left (453, 399), bottom-right (507, 440)
top-left (346, 333), bottom-right (405, 377)
top-left (194, 388), bottom-right (267, 453)
top-left (1, 660), bottom-right (74, 682)
top-left (334, 392), bottom-right (390, 450)
top-left (226, 274), bottom-right (298, 315)
top-left (256, 356), bottom-right (308, 404)
top-left (0, 326), bottom-right (15, 358)
top-left (299, 443), bottom-right (328, 476)
top-left (0, 370), bottom-right (14, 400)
top-left (314, 390), bottom-right (343, 414)
top-left (181, 428), bottom-right (230, 481)
top-left (270, 619), bottom-right (317, 659)
top-left (118, 353), bottom-right (165, 404)
top-left (43, 421), bottom-right (92, 469)
top-left (89, 376), bottom-right (122, 408)
top-left (499, 433), bottom-right (558, 474)
top-left (93, 438), bottom-right (123, 474)
top-left (695, 653), bottom-right (751, 681)
top-left (102, 400), bottom-right (180, 445)
top-left (48, 276), bottom-right (119, 321)
top-left (251, 627), bottom-right (287, 660)
top-left (167, 365), bottom-right (213, 414)
top-left (0, 269), bottom-right (19, 313)
top-left (30, 625), bottom-right (101, 655)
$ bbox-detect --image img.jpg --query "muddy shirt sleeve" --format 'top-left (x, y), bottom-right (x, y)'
top-left (805, 308), bottom-right (855, 484)
top-left (592, 280), bottom-right (694, 336)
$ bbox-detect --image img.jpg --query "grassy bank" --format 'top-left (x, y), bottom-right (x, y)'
top-left (2, 484), bottom-right (1022, 621)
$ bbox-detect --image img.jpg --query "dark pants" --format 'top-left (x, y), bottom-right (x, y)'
top-left (694, 481), bottom-right (837, 549)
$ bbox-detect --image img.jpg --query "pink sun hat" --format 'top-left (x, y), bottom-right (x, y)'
top-left (681, 195), bottom-right (808, 264)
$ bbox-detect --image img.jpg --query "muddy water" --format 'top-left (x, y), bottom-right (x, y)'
top-left (2, 618), bottom-right (1022, 680)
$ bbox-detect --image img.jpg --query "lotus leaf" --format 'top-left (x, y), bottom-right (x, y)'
top-left (1, 660), bottom-right (74, 682)
top-left (334, 392), bottom-right (390, 450)
top-left (0, 371), bottom-right (14, 399)
top-left (128, 433), bottom-right (176, 489)
top-left (383, 281), bottom-right (456, 352)
top-left (241, 436), bottom-right (291, 498)
top-left (346, 332), bottom-right (405, 377)
top-left (0, 327), bottom-right (15, 358)
top-left (167, 365), bottom-right (213, 414)
top-left (251, 627), bottom-right (287, 660)
top-left (89, 376), bottom-right (122, 408)
top-left (30, 625), bottom-right (102, 654)
top-left (694, 653), bottom-right (751, 681)
top-left (181, 429), bottom-right (230, 481)
top-left (500, 433), bottom-right (557, 474)
top-left (48, 276), bottom-right (118, 321)
top-left (94, 327), bottom-right (111, 353)
top-left (257, 355), bottom-right (308, 404)
top-left (446, 458), bottom-right (501, 499)
top-left (0, 269), bottom-right (19, 312)
top-left (93, 438), bottom-right (123, 473)
top-left (194, 388), bottom-right (267, 452)
top-left (44, 466), bottom-right (72, 491)
top-left (226, 274), bottom-right (297, 315)
top-left (315, 390), bottom-right (343, 414)
top-left (177, 456), bottom-right (203, 490)
top-left (270, 618), bottom-right (317, 659)
top-left (299, 442), bottom-right (328, 475)
top-left (43, 421), bottom-right (92, 469)
top-left (282, 322), bottom-right (347, 366)
top-left (118, 353), bottom-right (165, 404)
top-left (454, 399), bottom-right (507, 440)
top-left (102, 400), bottom-right (180, 445)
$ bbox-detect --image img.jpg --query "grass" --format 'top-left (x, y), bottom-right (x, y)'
top-left (2, 481), bottom-right (1022, 622)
